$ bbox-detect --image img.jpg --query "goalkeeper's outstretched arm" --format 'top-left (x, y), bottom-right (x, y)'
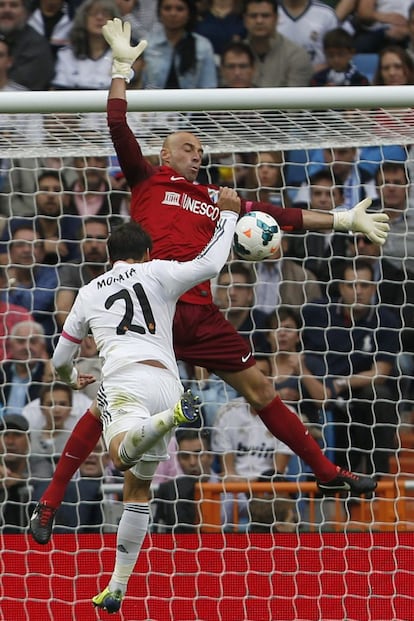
top-left (301, 198), bottom-right (390, 245)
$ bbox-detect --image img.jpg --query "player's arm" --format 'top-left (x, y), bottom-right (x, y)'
top-left (52, 295), bottom-right (96, 390)
top-left (103, 18), bottom-right (151, 188)
top-left (246, 197), bottom-right (390, 245)
top-left (162, 187), bottom-right (240, 297)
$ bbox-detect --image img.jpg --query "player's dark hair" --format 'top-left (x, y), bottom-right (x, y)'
top-left (108, 221), bottom-right (153, 263)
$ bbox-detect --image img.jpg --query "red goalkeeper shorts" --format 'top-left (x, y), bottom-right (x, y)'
top-left (173, 301), bottom-right (256, 373)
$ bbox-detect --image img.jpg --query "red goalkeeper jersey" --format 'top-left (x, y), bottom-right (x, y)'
top-left (108, 98), bottom-right (303, 304)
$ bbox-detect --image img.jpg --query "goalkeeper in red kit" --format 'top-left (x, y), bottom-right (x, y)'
top-left (31, 19), bottom-right (390, 548)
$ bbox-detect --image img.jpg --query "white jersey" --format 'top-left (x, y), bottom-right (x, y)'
top-left (277, 1), bottom-right (338, 67)
top-left (212, 397), bottom-right (293, 480)
top-left (361, 0), bottom-right (411, 31)
top-left (52, 46), bottom-right (113, 89)
top-left (52, 212), bottom-right (237, 382)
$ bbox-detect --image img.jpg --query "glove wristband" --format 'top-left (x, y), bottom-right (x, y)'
top-left (112, 60), bottom-right (134, 83)
top-left (332, 209), bottom-right (353, 232)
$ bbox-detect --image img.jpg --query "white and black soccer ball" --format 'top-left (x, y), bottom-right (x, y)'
top-left (233, 211), bottom-right (282, 262)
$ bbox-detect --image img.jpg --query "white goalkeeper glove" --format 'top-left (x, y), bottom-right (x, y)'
top-left (332, 197), bottom-right (390, 245)
top-left (102, 18), bottom-right (147, 83)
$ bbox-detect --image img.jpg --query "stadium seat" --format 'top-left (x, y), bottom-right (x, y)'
top-left (353, 53), bottom-right (379, 84)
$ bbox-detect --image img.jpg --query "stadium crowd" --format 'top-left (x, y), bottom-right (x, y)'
top-left (1, 0), bottom-right (414, 534)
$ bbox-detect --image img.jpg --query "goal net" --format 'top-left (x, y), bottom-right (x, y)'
top-left (0, 87), bottom-right (413, 621)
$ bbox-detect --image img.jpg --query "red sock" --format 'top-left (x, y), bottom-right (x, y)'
top-left (41, 409), bottom-right (103, 509)
top-left (257, 396), bottom-right (338, 482)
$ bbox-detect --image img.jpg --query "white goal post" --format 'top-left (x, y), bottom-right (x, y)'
top-left (1, 85), bottom-right (414, 158)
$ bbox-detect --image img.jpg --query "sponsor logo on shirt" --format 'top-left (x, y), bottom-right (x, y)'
top-left (162, 191), bottom-right (220, 221)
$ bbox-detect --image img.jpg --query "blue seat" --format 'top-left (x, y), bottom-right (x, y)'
top-left (353, 53), bottom-right (379, 84)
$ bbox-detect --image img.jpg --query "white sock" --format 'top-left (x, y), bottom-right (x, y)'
top-left (109, 502), bottom-right (150, 595)
top-left (118, 408), bottom-right (175, 466)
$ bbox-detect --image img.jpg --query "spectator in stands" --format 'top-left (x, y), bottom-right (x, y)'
top-left (55, 217), bottom-right (109, 329)
top-left (0, 413), bottom-right (52, 533)
top-left (0, 35), bottom-right (44, 153)
top-left (115, 0), bottom-right (157, 41)
top-left (22, 369), bottom-right (92, 428)
top-left (374, 161), bottom-right (414, 275)
top-left (211, 355), bottom-right (293, 528)
top-left (373, 44), bottom-right (414, 86)
top-left (180, 260), bottom-right (270, 427)
top-left (344, 231), bottom-right (414, 360)
top-left (114, 0), bottom-right (150, 44)
top-left (0, 155), bottom-right (77, 219)
top-left (67, 155), bottom-right (123, 223)
top-left (0, 320), bottom-right (53, 417)
top-left (215, 261), bottom-right (270, 354)
top-left (195, 0), bottom-right (246, 58)
top-left (310, 27), bottom-right (370, 87)
top-left (265, 307), bottom-right (324, 440)
top-left (5, 219), bottom-right (59, 341)
top-left (0, 266), bottom-right (33, 362)
top-left (302, 258), bottom-right (401, 477)
top-left (293, 146), bottom-right (377, 212)
top-left (334, 0), bottom-right (358, 34)
top-left (152, 428), bottom-right (216, 533)
top-left (32, 438), bottom-right (109, 533)
top-left (33, 170), bottom-right (81, 264)
top-left (219, 40), bottom-right (256, 87)
top-left (248, 494), bottom-right (297, 533)
top-left (252, 235), bottom-right (322, 316)
top-left (212, 355), bottom-right (293, 480)
top-left (0, 170), bottom-right (81, 265)
top-left (0, 0), bottom-right (55, 89)
top-left (29, 382), bottom-right (82, 463)
top-left (287, 169), bottom-right (349, 287)
top-left (276, 0), bottom-right (338, 71)
top-left (355, 0), bottom-right (410, 53)
top-left (51, 0), bottom-right (121, 90)
top-left (243, 150), bottom-right (290, 207)
top-left (242, 0), bottom-right (313, 86)
top-left (0, 33), bottom-right (25, 90)
top-left (141, 0), bottom-right (217, 89)
top-left (28, 0), bottom-right (72, 58)
top-left (407, 3), bottom-right (414, 64)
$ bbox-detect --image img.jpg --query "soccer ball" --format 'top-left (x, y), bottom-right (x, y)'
top-left (233, 211), bottom-right (282, 262)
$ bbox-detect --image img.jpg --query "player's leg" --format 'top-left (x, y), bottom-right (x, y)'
top-left (29, 402), bottom-right (103, 544)
top-left (219, 364), bottom-right (377, 494)
top-left (173, 303), bottom-right (376, 495)
top-left (92, 466), bottom-right (154, 614)
top-left (113, 390), bottom-right (200, 470)
top-left (92, 368), bottom-right (185, 613)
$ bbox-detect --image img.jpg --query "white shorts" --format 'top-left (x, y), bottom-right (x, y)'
top-left (96, 364), bottom-right (183, 467)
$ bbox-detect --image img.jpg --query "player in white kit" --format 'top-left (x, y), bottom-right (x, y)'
top-left (32, 187), bottom-right (240, 614)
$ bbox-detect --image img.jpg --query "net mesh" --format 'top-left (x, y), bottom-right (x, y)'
top-left (1, 106), bottom-right (414, 157)
top-left (0, 100), bottom-right (413, 621)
